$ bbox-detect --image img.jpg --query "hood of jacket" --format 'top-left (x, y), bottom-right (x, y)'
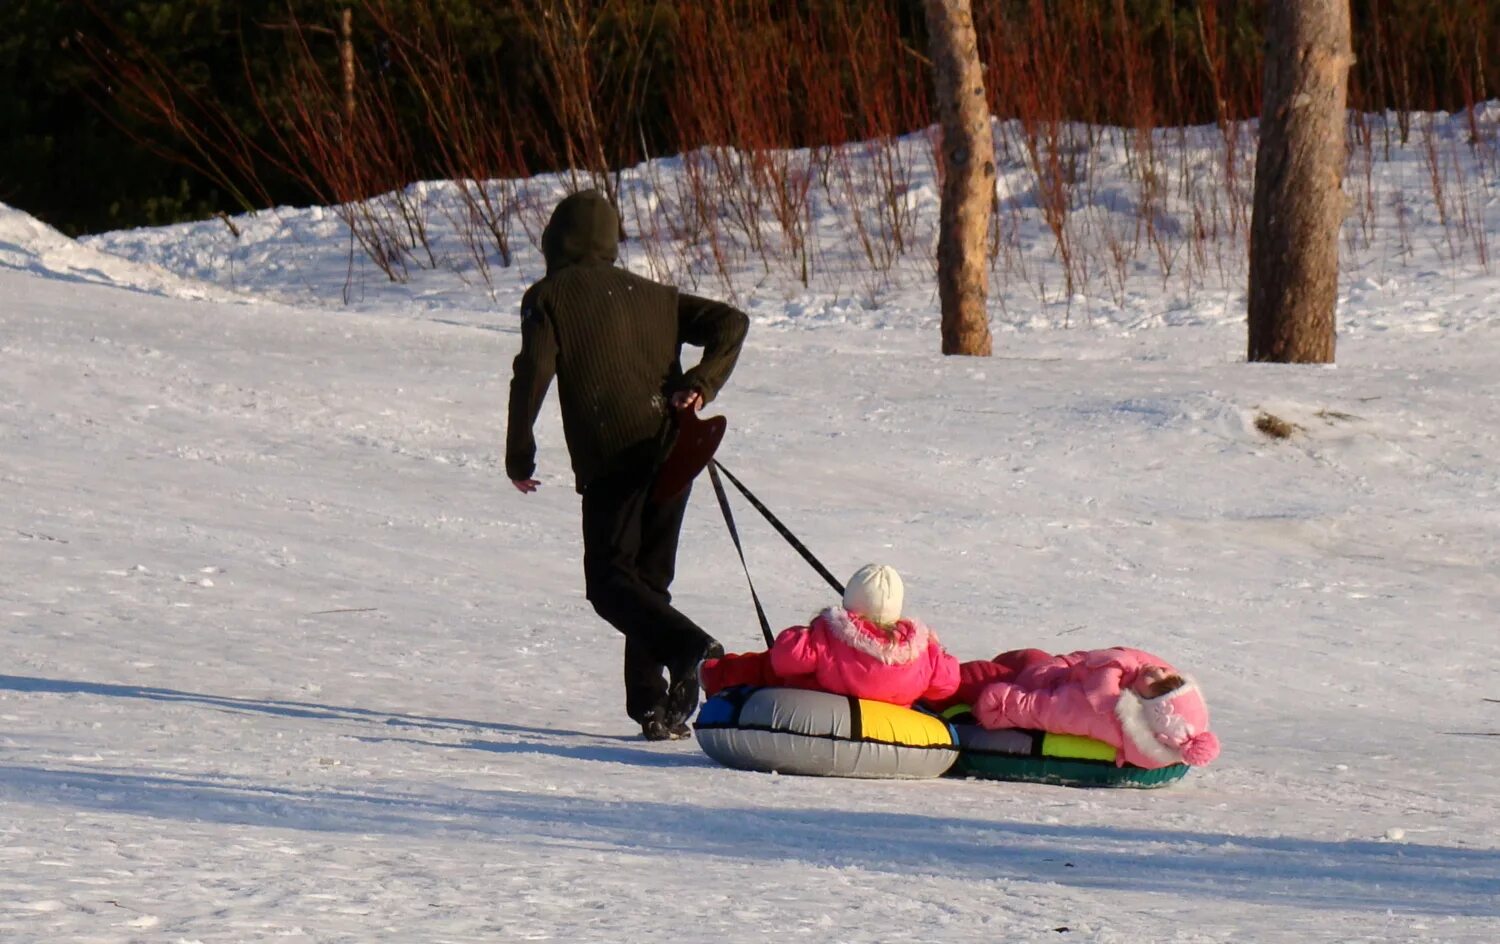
top-left (813, 607), bottom-right (934, 665)
top-left (541, 189), bottom-right (619, 274)
top-left (1114, 675), bottom-right (1219, 767)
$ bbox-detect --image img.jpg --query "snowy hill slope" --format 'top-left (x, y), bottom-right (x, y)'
top-left (0, 203), bottom-right (235, 303)
top-left (3, 147), bottom-right (1499, 942)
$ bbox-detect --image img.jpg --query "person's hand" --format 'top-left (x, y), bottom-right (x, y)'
top-left (671, 389), bottom-right (703, 412)
top-left (512, 478), bottom-right (540, 494)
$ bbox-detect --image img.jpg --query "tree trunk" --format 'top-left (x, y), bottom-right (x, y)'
top-left (340, 7), bottom-right (355, 126)
top-left (924, 0), bottom-right (995, 357)
top-left (1247, 0), bottom-right (1353, 363)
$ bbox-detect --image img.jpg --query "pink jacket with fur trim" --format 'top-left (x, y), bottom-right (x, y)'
top-left (769, 608), bottom-right (961, 707)
top-left (972, 647), bottom-right (1220, 769)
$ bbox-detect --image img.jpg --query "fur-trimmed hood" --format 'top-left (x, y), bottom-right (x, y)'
top-left (768, 607), bottom-right (961, 707)
top-left (811, 607), bottom-right (934, 665)
top-left (1114, 675), bottom-right (1220, 767)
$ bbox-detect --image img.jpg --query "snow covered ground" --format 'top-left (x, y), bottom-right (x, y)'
top-left (3, 114), bottom-right (1499, 942)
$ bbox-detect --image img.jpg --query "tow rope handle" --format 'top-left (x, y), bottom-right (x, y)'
top-left (707, 459), bottom-right (843, 648)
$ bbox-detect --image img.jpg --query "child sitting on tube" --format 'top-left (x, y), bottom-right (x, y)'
top-left (699, 564), bottom-right (960, 709)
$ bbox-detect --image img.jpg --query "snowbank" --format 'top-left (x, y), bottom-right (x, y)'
top-left (0, 201), bottom-right (235, 302)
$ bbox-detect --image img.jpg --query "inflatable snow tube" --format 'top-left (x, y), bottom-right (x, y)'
top-left (694, 686), bottom-right (959, 779)
top-left (941, 707), bottom-right (1190, 789)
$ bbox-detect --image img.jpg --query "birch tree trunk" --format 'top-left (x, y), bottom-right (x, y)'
top-left (924, 0), bottom-right (994, 357)
top-left (1247, 0), bottom-right (1353, 363)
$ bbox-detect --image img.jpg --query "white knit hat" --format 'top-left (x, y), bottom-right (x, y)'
top-left (842, 564), bottom-right (904, 625)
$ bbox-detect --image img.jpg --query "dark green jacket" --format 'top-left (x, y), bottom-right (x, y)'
top-left (506, 190), bottom-right (749, 492)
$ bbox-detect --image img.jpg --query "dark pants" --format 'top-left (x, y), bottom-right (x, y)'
top-left (581, 455), bottom-right (714, 723)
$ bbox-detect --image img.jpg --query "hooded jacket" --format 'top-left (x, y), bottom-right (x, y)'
top-left (972, 647), bottom-right (1220, 769)
top-left (506, 190), bottom-right (749, 491)
top-left (768, 607), bottom-right (961, 707)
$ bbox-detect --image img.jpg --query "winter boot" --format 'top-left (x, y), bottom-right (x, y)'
top-left (664, 637), bottom-right (724, 727)
top-left (641, 706), bottom-right (694, 741)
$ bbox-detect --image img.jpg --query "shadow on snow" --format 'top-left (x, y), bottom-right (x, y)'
top-left (6, 672), bottom-right (1498, 917)
top-left (2, 764), bottom-right (1493, 917)
top-left (0, 672), bottom-right (601, 742)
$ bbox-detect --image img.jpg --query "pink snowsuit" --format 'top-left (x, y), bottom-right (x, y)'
top-left (769, 607), bottom-right (960, 708)
top-left (973, 647), bottom-right (1219, 769)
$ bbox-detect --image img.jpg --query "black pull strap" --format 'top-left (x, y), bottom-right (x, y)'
top-left (710, 460), bottom-right (845, 596)
top-left (707, 462), bottom-right (776, 648)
